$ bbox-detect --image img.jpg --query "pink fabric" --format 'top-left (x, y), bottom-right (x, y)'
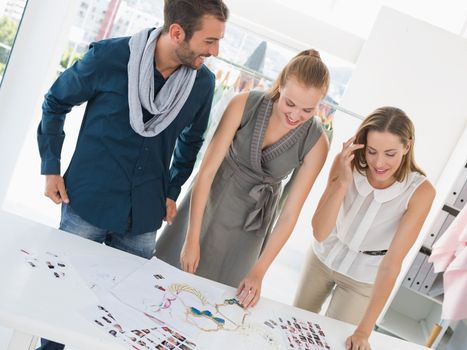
top-left (429, 206), bottom-right (467, 320)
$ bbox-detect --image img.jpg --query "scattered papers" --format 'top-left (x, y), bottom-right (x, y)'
top-left (20, 248), bottom-right (297, 349)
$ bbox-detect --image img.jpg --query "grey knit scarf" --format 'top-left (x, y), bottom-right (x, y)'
top-left (128, 27), bottom-right (197, 137)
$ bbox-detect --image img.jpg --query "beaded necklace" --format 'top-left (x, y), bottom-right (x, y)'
top-left (166, 284), bottom-right (249, 332)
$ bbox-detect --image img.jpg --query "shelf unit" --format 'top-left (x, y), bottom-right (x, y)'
top-left (376, 130), bottom-right (467, 348)
top-left (377, 285), bottom-right (443, 345)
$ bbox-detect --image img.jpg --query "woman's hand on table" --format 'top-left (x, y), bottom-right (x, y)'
top-left (346, 330), bottom-right (371, 350)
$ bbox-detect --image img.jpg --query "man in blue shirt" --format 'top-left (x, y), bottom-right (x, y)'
top-left (36, 0), bottom-right (228, 349)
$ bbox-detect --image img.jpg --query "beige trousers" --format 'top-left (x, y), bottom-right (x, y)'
top-left (294, 249), bottom-right (374, 325)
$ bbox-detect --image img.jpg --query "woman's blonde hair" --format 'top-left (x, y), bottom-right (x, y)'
top-left (352, 106), bottom-right (425, 182)
top-left (268, 49), bottom-right (330, 101)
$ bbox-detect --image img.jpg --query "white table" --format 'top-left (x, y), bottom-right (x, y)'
top-left (0, 210), bottom-right (429, 350)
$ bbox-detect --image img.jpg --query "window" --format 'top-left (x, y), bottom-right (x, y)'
top-left (0, 0), bottom-right (27, 85)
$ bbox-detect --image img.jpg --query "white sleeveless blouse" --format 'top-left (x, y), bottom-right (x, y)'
top-left (313, 169), bottom-right (426, 283)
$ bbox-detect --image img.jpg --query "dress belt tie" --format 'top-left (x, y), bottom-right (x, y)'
top-left (224, 155), bottom-right (280, 237)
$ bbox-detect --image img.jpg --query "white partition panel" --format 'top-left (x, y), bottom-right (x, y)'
top-left (0, 0), bottom-right (79, 204)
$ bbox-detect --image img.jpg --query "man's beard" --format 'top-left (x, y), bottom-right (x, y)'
top-left (175, 41), bottom-right (208, 70)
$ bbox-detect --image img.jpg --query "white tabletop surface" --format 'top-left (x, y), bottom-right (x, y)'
top-left (0, 210), bottom-right (429, 350)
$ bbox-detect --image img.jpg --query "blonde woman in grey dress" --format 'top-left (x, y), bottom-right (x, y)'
top-left (156, 50), bottom-right (330, 307)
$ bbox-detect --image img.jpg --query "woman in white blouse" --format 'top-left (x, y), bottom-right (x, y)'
top-left (294, 107), bottom-right (436, 350)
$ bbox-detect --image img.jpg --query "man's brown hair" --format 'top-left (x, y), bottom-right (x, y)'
top-left (163, 0), bottom-right (229, 41)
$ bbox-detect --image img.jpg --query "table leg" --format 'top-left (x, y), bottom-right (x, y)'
top-left (7, 330), bottom-right (38, 350)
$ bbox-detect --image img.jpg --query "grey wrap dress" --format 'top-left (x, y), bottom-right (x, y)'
top-left (155, 90), bottom-right (323, 287)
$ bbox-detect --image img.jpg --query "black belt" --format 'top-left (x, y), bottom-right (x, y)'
top-left (360, 250), bottom-right (388, 256)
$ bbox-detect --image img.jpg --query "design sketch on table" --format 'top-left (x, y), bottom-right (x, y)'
top-left (143, 283), bottom-right (250, 332)
top-left (111, 258), bottom-right (283, 348)
top-left (89, 269), bottom-right (118, 290)
top-left (69, 254), bottom-right (143, 292)
top-left (142, 282), bottom-right (282, 349)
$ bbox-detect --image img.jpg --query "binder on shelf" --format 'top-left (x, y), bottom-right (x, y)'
top-left (433, 213), bottom-right (456, 246)
top-left (445, 165), bottom-right (467, 207)
top-left (419, 264), bottom-right (439, 295)
top-left (424, 210), bottom-right (449, 248)
top-left (410, 254), bottom-right (432, 292)
top-left (452, 179), bottom-right (467, 210)
top-left (403, 251), bottom-right (426, 288)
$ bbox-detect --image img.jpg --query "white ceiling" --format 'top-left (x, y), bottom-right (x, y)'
top-left (225, 0), bottom-right (467, 64)
top-left (274, 0), bottom-right (467, 38)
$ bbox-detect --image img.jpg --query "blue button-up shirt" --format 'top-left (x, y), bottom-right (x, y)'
top-left (37, 36), bottom-right (214, 234)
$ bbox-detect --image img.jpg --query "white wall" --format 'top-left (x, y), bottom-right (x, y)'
top-left (341, 7), bottom-right (467, 183)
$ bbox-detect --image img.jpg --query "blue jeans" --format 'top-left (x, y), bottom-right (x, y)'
top-left (37, 203), bottom-right (157, 350)
top-left (59, 203), bottom-right (157, 259)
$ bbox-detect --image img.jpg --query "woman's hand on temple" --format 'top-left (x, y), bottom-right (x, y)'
top-left (334, 136), bottom-right (364, 186)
